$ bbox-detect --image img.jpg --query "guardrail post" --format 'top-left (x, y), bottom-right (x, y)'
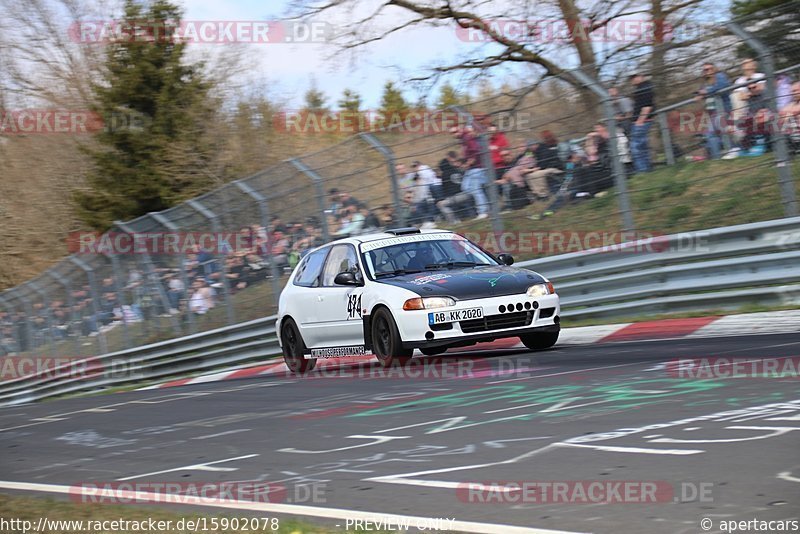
top-left (186, 200), bottom-right (236, 326)
top-left (726, 21), bottom-right (799, 218)
top-left (0, 294), bottom-right (22, 355)
top-left (69, 256), bottom-right (109, 354)
top-left (359, 133), bottom-right (405, 227)
top-left (47, 271), bottom-right (82, 356)
top-left (105, 253), bottom-right (133, 348)
top-left (657, 112), bottom-right (676, 166)
top-left (28, 281), bottom-right (57, 358)
top-left (568, 70), bottom-right (636, 232)
top-left (149, 212), bottom-right (195, 334)
top-left (234, 179), bottom-right (283, 311)
top-left (289, 158), bottom-right (331, 241)
top-left (113, 222), bottom-right (182, 336)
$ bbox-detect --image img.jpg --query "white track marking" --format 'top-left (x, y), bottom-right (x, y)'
top-left (557, 323), bottom-right (632, 344)
top-left (557, 442), bottom-right (704, 455)
top-left (777, 471), bottom-right (800, 483)
top-left (278, 435), bottom-right (411, 454)
top-left (116, 454), bottom-right (259, 481)
top-left (0, 480), bottom-right (581, 534)
top-left (366, 444), bottom-right (560, 487)
top-left (191, 429), bottom-right (252, 440)
top-left (487, 362), bottom-right (642, 384)
top-left (648, 426), bottom-right (799, 444)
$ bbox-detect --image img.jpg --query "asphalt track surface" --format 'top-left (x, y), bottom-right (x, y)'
top-left (1, 334), bottom-right (799, 534)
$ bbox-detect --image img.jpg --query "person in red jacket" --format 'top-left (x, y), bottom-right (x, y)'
top-left (488, 123), bottom-right (510, 169)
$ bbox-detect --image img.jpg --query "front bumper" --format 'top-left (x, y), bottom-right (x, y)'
top-left (392, 293), bottom-right (561, 349)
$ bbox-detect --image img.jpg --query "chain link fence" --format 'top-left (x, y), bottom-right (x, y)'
top-left (1, 7), bottom-right (799, 364)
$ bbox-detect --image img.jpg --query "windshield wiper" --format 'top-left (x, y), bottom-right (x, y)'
top-left (375, 268), bottom-right (424, 278)
top-left (425, 261), bottom-right (480, 270)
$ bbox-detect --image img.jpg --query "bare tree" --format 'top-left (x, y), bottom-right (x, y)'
top-left (290, 0), bottom-right (722, 102)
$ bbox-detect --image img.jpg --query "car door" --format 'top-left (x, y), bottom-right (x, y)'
top-left (315, 244), bottom-right (365, 349)
top-left (289, 246), bottom-right (329, 348)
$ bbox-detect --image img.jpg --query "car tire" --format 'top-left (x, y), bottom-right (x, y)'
top-left (420, 347), bottom-right (447, 356)
top-left (371, 308), bottom-right (413, 368)
top-left (281, 319), bottom-right (317, 374)
top-left (519, 331), bottom-right (559, 351)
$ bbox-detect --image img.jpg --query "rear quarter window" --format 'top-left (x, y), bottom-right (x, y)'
top-left (293, 247), bottom-right (329, 287)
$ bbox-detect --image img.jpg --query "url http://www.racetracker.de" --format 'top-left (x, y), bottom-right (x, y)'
top-left (0, 516), bottom-right (282, 533)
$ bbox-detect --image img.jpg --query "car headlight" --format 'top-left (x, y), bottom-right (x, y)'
top-left (527, 282), bottom-right (555, 297)
top-left (402, 297), bottom-right (456, 310)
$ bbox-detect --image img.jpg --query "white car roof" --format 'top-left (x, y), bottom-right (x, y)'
top-left (325, 228), bottom-right (456, 248)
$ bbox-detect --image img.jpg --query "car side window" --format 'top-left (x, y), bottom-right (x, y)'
top-left (321, 245), bottom-right (359, 286)
top-left (293, 248), bottom-right (329, 287)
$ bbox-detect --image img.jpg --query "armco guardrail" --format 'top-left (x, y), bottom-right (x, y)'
top-left (1, 218), bottom-right (799, 406)
top-left (0, 315), bottom-right (282, 406)
top-left (516, 217), bottom-right (800, 320)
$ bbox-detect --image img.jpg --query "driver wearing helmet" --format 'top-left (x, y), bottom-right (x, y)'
top-left (407, 242), bottom-right (436, 271)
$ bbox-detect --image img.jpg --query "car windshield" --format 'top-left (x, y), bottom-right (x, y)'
top-left (360, 235), bottom-right (497, 279)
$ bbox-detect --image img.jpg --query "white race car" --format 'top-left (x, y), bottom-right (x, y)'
top-left (276, 228), bottom-right (560, 373)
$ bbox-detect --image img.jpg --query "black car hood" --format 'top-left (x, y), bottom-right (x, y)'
top-left (376, 265), bottom-right (546, 300)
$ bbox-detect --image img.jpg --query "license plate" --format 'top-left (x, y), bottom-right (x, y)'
top-left (428, 307), bottom-right (483, 324)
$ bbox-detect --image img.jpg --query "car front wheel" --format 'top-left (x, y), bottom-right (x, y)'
top-left (371, 308), bottom-right (413, 367)
top-left (281, 319), bottom-right (317, 374)
top-left (519, 331), bottom-right (559, 351)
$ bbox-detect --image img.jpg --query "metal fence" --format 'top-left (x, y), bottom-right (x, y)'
top-left (1, 6), bottom-right (799, 364)
top-left (2, 216), bottom-right (798, 407)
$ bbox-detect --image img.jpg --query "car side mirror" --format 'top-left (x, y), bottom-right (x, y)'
top-left (334, 271), bottom-right (363, 286)
top-left (497, 253), bottom-right (515, 266)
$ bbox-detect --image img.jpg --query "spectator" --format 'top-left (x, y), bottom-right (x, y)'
top-left (540, 152), bottom-right (582, 218)
top-left (780, 81), bottom-right (800, 152)
top-left (438, 150), bottom-right (463, 200)
top-left (269, 230), bottom-right (290, 270)
top-left (395, 163), bottom-right (416, 191)
top-left (226, 256), bottom-right (249, 292)
top-left (575, 125), bottom-right (613, 196)
top-left (629, 73), bottom-right (655, 172)
top-left (487, 123), bottom-right (510, 169)
top-left (412, 161), bottom-right (442, 203)
top-left (494, 148), bottom-right (516, 209)
top-left (498, 145), bottom-right (534, 211)
top-left (166, 274), bottom-right (185, 313)
top-left (696, 62), bottom-right (732, 160)
top-left (362, 205), bottom-right (382, 231)
top-left (453, 125), bottom-right (489, 219)
top-left (526, 131), bottom-right (565, 200)
top-left (732, 58), bottom-right (765, 128)
top-left (375, 203), bottom-right (395, 227)
top-left (609, 86), bottom-right (634, 136)
top-left (188, 278), bottom-right (215, 315)
top-left (327, 188), bottom-right (342, 216)
top-left (268, 215), bottom-right (286, 234)
top-left (406, 176), bottom-right (435, 226)
top-left (731, 75), bottom-right (772, 157)
top-left (334, 203), bottom-right (366, 236)
top-left (436, 158), bottom-right (477, 224)
top-left (398, 190), bottom-right (416, 225)
top-left (776, 74), bottom-right (794, 111)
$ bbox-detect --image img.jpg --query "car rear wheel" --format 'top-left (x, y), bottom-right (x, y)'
top-left (519, 331), bottom-right (559, 351)
top-left (371, 308), bottom-right (413, 367)
top-left (281, 319), bottom-right (317, 374)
